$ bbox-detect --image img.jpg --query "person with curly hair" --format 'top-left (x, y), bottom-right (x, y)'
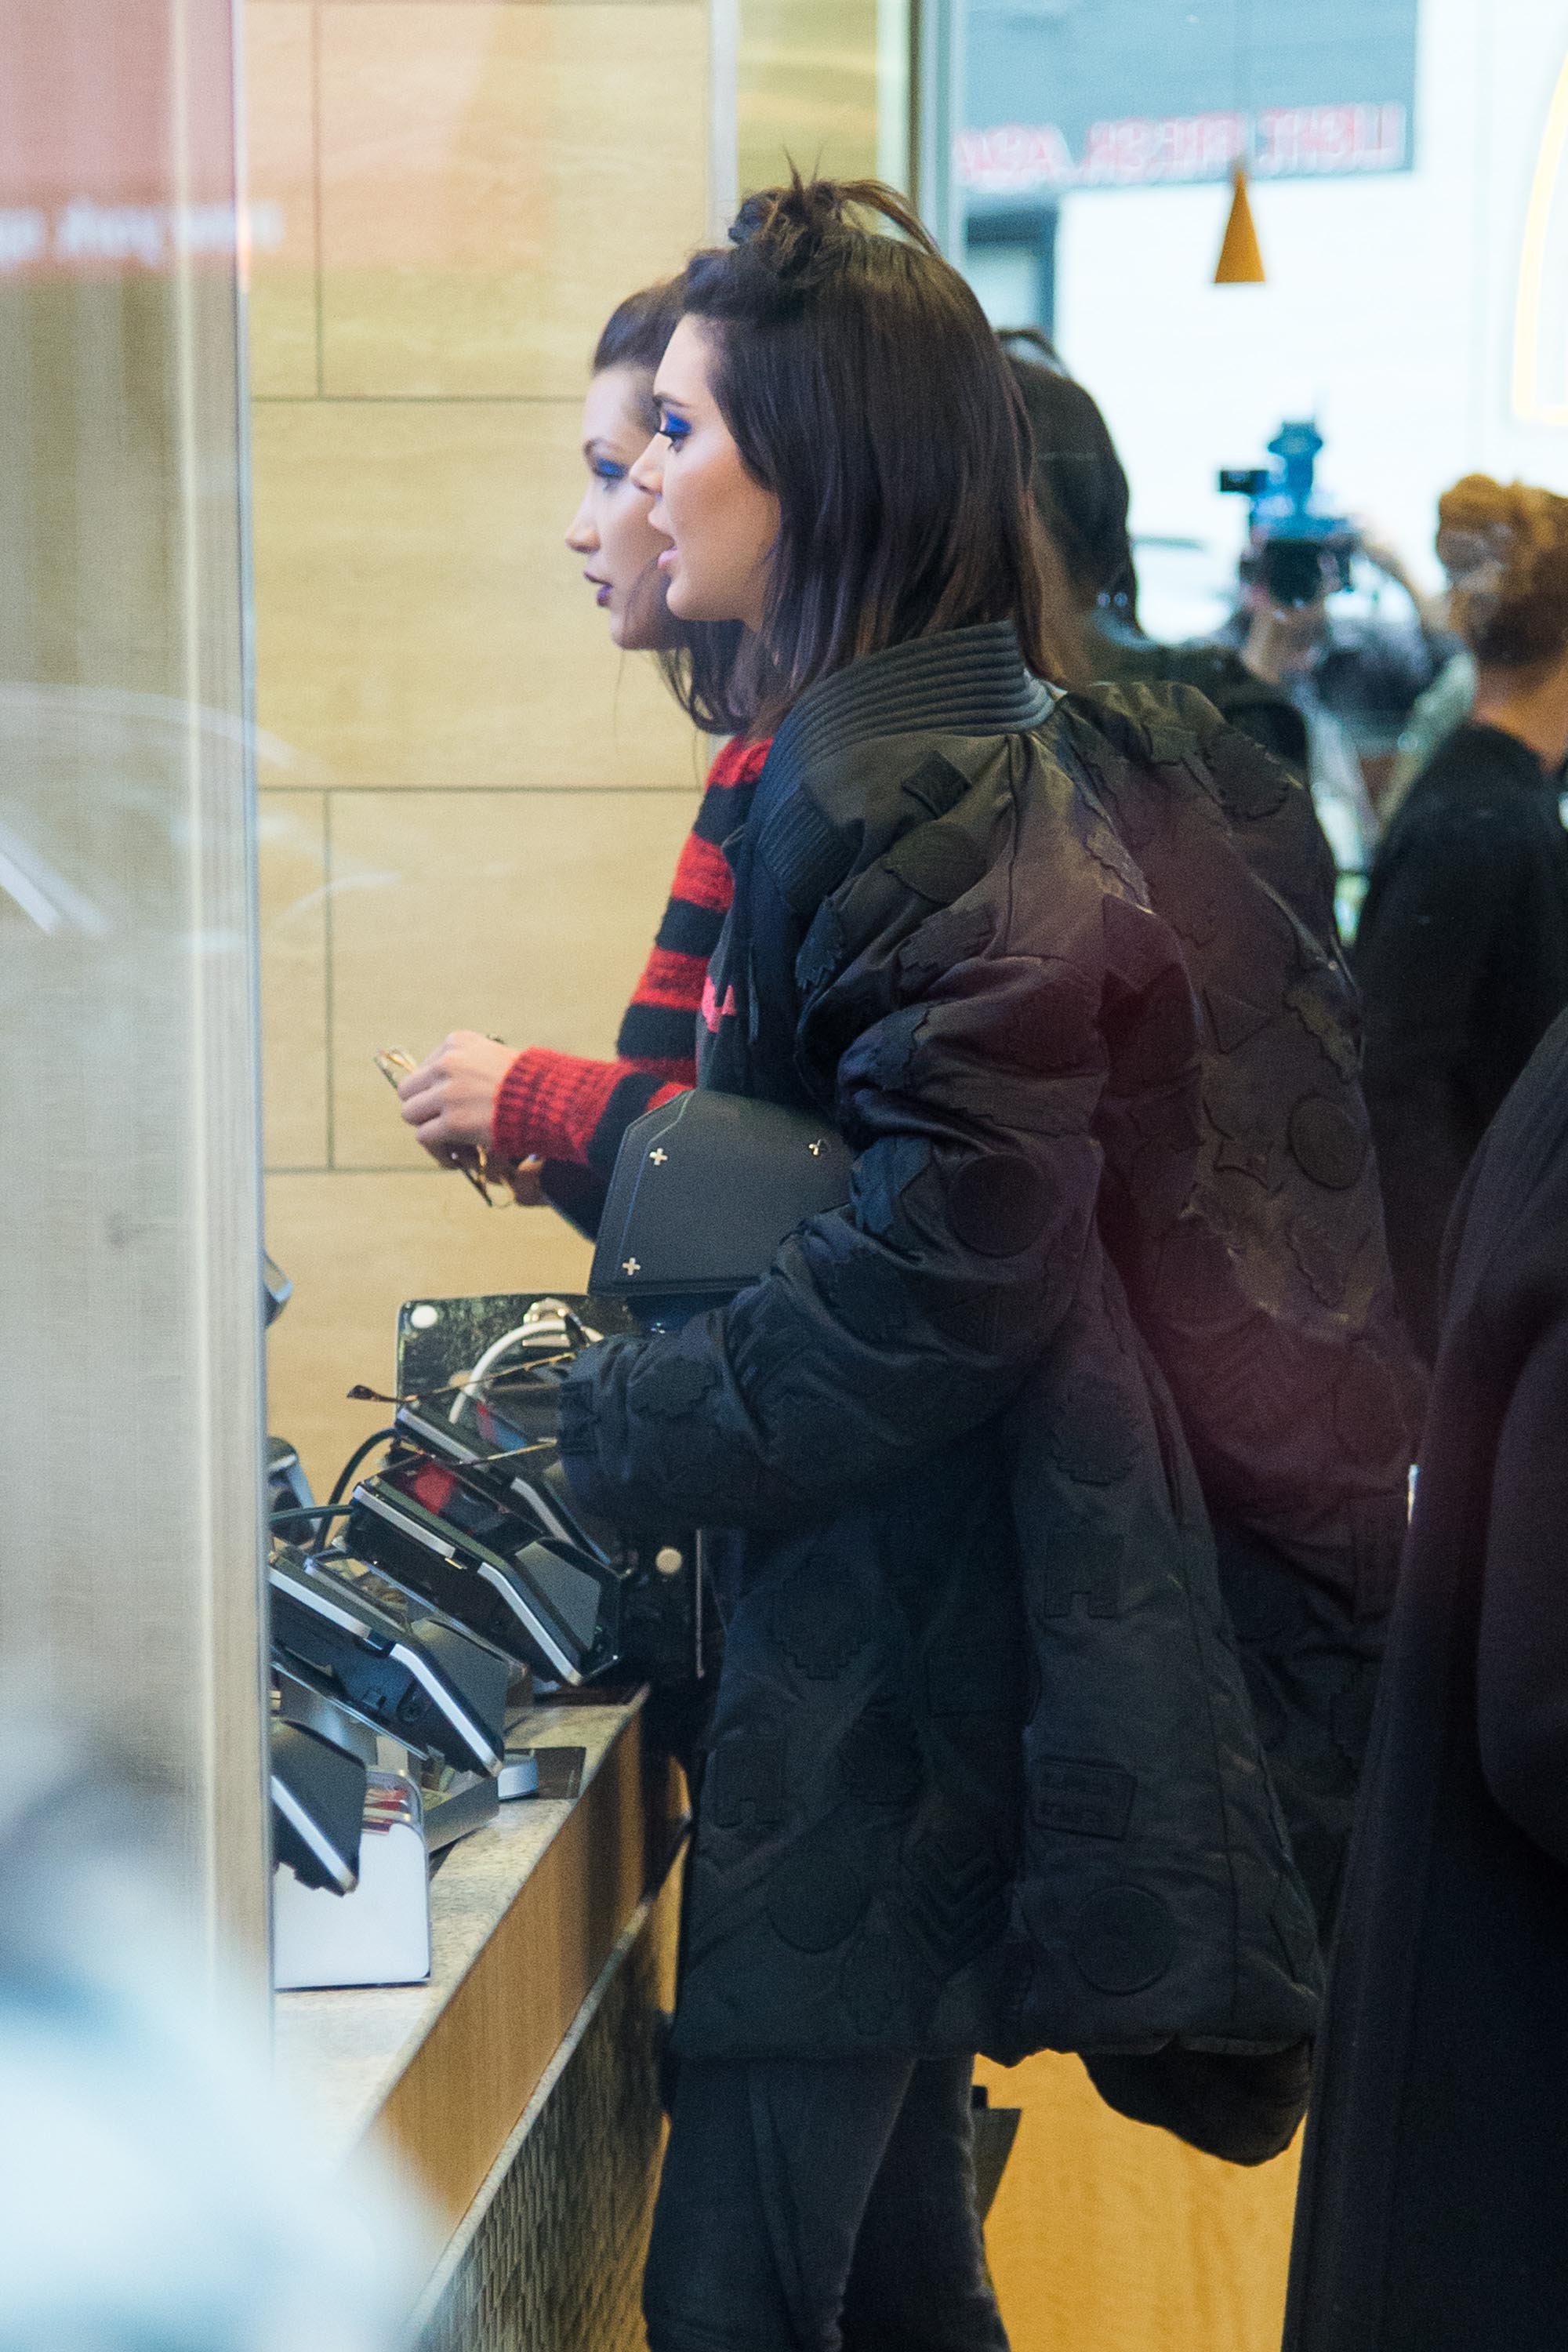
top-left (1356, 473), bottom-right (1568, 1359)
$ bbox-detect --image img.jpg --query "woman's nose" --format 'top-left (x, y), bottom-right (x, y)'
top-left (629, 434), bottom-right (664, 500)
top-left (564, 495), bottom-right (597, 554)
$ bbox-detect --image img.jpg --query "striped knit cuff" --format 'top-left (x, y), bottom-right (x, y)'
top-left (492, 1046), bottom-right (622, 1169)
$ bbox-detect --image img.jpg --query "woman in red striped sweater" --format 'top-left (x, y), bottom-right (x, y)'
top-left (394, 283), bottom-right (768, 1226)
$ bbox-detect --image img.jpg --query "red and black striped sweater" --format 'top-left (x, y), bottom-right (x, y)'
top-left (492, 735), bottom-right (770, 1176)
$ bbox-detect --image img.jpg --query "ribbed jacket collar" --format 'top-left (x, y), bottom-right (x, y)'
top-left (764, 621), bottom-right (1058, 786)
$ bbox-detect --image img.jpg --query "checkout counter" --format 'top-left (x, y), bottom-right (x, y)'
top-left (266, 1283), bottom-right (696, 2347)
top-left (278, 1693), bottom-right (682, 2347)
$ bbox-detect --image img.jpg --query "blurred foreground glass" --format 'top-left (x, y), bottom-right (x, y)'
top-left (0, 1722), bottom-right (429, 2350)
top-left (0, 2), bottom-right (267, 1949)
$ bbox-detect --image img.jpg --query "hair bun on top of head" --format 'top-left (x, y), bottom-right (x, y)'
top-left (726, 169), bottom-right (938, 285)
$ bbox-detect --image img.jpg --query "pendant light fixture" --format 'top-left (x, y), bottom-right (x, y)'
top-left (1214, 162), bottom-right (1266, 284)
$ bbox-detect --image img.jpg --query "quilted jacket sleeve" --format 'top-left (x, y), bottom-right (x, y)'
top-left (556, 935), bottom-right (1121, 1533)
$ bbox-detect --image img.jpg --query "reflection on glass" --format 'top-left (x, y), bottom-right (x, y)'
top-left (0, 0), bottom-right (266, 1941)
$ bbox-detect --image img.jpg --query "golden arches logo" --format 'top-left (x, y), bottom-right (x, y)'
top-left (1515, 52), bottom-right (1568, 424)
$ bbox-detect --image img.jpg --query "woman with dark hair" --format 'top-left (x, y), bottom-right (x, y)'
top-left (506, 180), bottom-right (1411, 2350)
top-left (393, 282), bottom-right (768, 1227)
top-left (638, 190), bottom-right (1083, 717)
top-left (1356, 473), bottom-right (1568, 1360)
top-left (996, 350), bottom-right (1391, 1956)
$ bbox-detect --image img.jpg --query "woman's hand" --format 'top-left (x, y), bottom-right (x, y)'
top-left (501, 1157), bottom-right (548, 1207)
top-left (397, 1030), bottom-right (516, 1159)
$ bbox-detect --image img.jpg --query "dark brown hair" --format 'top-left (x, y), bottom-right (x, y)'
top-left (591, 281), bottom-right (750, 734)
top-left (593, 280), bottom-right (681, 406)
top-left (997, 329), bottom-right (1138, 623)
top-left (673, 174), bottom-right (1083, 725)
top-left (1436, 474), bottom-right (1568, 676)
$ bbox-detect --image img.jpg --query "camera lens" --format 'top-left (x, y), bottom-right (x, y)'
top-left (1262, 541), bottom-right (1327, 608)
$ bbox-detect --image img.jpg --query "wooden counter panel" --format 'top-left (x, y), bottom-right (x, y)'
top-left (377, 1711), bottom-right (648, 2225)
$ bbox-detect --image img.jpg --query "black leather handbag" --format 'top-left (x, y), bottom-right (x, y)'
top-left (589, 1090), bottom-right (853, 1305)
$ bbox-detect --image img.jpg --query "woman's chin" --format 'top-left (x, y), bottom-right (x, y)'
top-left (607, 606), bottom-right (655, 652)
top-left (666, 572), bottom-right (753, 627)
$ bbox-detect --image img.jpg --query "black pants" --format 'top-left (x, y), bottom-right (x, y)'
top-left (643, 2053), bottom-right (1011, 2352)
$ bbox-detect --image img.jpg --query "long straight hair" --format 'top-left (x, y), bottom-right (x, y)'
top-left (673, 174), bottom-right (1084, 729)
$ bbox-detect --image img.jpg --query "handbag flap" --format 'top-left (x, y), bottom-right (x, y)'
top-left (590, 1091), bottom-right (853, 1299)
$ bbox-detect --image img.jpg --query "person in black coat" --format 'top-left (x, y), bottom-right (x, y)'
top-left (525, 177), bottom-right (1414, 2351)
top-left (996, 343), bottom-right (1401, 1951)
top-left (1355, 472), bottom-right (1568, 1359)
top-left (1283, 1000), bottom-right (1568, 2352)
top-left (997, 329), bottom-right (1314, 782)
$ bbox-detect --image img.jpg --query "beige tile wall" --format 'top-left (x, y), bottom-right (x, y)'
top-left (736, 0), bottom-right (879, 195)
top-left (247, 0), bottom-right (713, 1491)
top-left (249, 398), bottom-right (699, 789)
top-left (317, 4), bottom-right (710, 397)
top-left (245, 2), bottom-right (318, 397)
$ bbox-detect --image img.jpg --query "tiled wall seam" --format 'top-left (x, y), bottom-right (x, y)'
top-left (251, 394), bottom-right (604, 404)
top-left (297, 782), bottom-right (713, 793)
